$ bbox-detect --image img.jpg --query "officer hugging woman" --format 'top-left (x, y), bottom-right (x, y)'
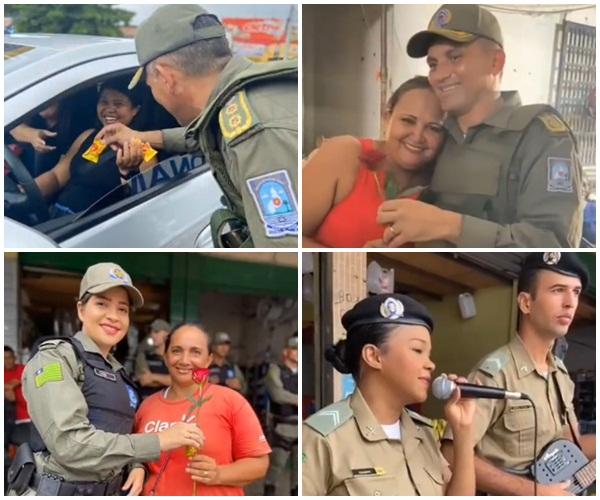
top-left (303, 4), bottom-right (590, 249)
top-left (302, 251), bottom-right (596, 496)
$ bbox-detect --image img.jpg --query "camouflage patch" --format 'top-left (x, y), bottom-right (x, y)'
top-left (538, 113), bottom-right (568, 134)
top-left (219, 90), bottom-right (254, 142)
top-left (34, 362), bottom-right (64, 388)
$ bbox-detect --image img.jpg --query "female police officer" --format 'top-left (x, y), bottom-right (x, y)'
top-left (13, 263), bottom-right (204, 496)
top-left (303, 293), bottom-right (476, 495)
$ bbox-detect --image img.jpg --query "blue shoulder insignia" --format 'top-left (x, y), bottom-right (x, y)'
top-left (304, 399), bottom-right (353, 437)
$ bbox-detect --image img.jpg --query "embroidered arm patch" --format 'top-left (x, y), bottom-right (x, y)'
top-left (246, 169), bottom-right (298, 238)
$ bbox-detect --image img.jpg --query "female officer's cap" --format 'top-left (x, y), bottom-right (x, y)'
top-left (342, 293), bottom-right (433, 333)
top-left (79, 263), bottom-right (144, 308)
top-left (519, 252), bottom-right (589, 291)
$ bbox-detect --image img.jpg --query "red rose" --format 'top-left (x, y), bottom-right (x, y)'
top-left (192, 368), bottom-right (211, 385)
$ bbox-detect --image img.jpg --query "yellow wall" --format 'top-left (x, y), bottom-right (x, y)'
top-left (422, 284), bottom-right (516, 418)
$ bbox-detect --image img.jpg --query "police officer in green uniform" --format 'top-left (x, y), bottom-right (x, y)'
top-left (135, 318), bottom-right (171, 400)
top-left (8, 263), bottom-right (204, 496)
top-left (303, 294), bottom-right (476, 496)
top-left (264, 336), bottom-right (298, 495)
top-left (99, 5), bottom-right (298, 248)
top-left (378, 4), bottom-right (584, 248)
top-left (441, 252), bottom-right (595, 495)
top-left (208, 332), bottom-right (247, 394)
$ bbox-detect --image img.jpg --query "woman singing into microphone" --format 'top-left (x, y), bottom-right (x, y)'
top-left (302, 293), bottom-right (476, 496)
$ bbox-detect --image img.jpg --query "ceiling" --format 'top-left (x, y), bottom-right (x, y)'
top-left (371, 252), bottom-right (595, 325)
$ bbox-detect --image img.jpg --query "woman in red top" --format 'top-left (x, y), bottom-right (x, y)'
top-left (135, 323), bottom-right (271, 496)
top-left (303, 76), bottom-right (445, 248)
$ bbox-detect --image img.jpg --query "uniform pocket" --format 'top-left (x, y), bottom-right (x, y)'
top-left (503, 402), bottom-right (535, 457)
top-left (343, 475), bottom-right (398, 496)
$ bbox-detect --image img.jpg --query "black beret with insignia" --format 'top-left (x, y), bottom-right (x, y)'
top-left (519, 252), bottom-right (589, 291)
top-left (342, 293), bottom-right (434, 333)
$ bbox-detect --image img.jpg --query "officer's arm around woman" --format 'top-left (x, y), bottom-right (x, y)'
top-left (303, 294), bottom-right (476, 496)
top-left (17, 263), bottom-right (204, 496)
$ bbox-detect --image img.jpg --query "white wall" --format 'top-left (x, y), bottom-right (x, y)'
top-left (303, 4), bottom-right (383, 152)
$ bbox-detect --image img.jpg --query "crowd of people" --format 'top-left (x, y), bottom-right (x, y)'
top-left (4, 262), bottom-right (298, 496)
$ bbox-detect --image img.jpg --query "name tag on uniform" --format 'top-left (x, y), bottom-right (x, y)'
top-left (351, 467), bottom-right (386, 477)
top-left (94, 367), bottom-right (117, 382)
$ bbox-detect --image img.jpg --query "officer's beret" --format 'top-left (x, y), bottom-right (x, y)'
top-left (519, 252), bottom-right (589, 291)
top-left (342, 294), bottom-right (434, 333)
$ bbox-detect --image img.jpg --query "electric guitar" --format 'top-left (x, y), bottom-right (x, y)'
top-left (509, 439), bottom-right (595, 495)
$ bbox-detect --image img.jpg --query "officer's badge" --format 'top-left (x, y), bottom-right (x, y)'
top-left (433, 8), bottom-right (452, 28)
top-left (109, 267), bottom-right (130, 284)
top-left (219, 90), bottom-right (254, 142)
top-left (543, 252), bottom-right (561, 266)
top-left (539, 113), bottom-right (568, 134)
top-left (380, 297), bottom-right (404, 320)
top-left (246, 170), bottom-right (298, 238)
top-left (547, 157), bottom-right (573, 193)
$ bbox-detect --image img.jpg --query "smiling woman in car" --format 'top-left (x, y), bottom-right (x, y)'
top-left (31, 75), bottom-right (156, 218)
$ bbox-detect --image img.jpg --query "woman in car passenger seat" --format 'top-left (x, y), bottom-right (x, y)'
top-left (32, 75), bottom-right (156, 218)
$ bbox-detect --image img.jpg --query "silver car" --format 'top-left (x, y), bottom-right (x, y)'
top-left (5, 33), bottom-right (222, 248)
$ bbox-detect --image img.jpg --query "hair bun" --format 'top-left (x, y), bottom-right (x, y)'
top-left (324, 340), bottom-right (350, 374)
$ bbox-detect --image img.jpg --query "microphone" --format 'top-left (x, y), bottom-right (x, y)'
top-left (432, 375), bottom-right (528, 400)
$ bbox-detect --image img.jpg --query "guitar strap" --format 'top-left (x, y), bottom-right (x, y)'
top-left (551, 371), bottom-right (582, 450)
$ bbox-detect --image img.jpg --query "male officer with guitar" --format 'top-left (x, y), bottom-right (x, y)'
top-left (441, 252), bottom-right (595, 495)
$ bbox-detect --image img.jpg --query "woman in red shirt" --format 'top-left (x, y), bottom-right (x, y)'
top-left (135, 323), bottom-right (271, 496)
top-left (303, 76), bottom-right (445, 248)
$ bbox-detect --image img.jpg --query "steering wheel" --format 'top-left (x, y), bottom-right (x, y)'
top-left (4, 146), bottom-right (50, 224)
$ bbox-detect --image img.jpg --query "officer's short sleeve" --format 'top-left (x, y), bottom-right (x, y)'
top-left (221, 84), bottom-right (298, 248)
top-left (302, 424), bottom-right (332, 495)
top-left (457, 118), bottom-right (584, 247)
top-left (161, 127), bottom-right (188, 154)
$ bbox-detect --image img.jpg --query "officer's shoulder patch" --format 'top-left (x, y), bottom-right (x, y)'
top-left (305, 399), bottom-right (353, 436)
top-left (478, 349), bottom-right (508, 377)
top-left (219, 90), bottom-right (257, 143)
top-left (538, 112), bottom-right (569, 134)
top-left (34, 362), bottom-right (64, 388)
top-left (246, 170), bottom-right (298, 238)
top-left (547, 157), bottom-right (573, 193)
top-left (406, 409), bottom-right (433, 428)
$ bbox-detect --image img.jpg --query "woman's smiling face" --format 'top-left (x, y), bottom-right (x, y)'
top-left (384, 87), bottom-right (445, 171)
top-left (96, 88), bottom-right (140, 127)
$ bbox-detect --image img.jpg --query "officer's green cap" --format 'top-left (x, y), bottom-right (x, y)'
top-left (407, 4), bottom-right (503, 58)
top-left (80, 262), bottom-right (144, 308)
top-left (518, 253), bottom-right (589, 292)
top-left (129, 5), bottom-right (227, 89)
top-left (342, 294), bottom-right (434, 333)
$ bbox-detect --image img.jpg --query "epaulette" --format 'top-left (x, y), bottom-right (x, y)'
top-left (505, 104), bottom-right (552, 131)
top-left (406, 409), bottom-right (433, 428)
top-left (536, 112), bottom-right (570, 135)
top-left (304, 399), bottom-right (353, 437)
top-left (218, 90), bottom-right (259, 145)
top-left (478, 349), bottom-right (509, 377)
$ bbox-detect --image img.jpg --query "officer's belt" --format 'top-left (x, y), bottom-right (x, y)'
top-left (33, 470), bottom-right (124, 496)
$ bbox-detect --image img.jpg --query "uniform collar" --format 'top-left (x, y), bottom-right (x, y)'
top-left (399, 408), bottom-right (425, 454)
top-left (185, 56), bottom-right (252, 142)
top-left (444, 90), bottom-right (522, 139)
top-left (508, 333), bottom-right (558, 379)
top-left (75, 331), bottom-right (123, 371)
top-left (350, 388), bottom-right (391, 442)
